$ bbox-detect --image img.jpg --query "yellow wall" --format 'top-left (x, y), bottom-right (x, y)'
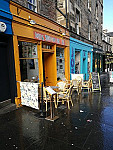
top-left (64, 46), bottom-right (70, 80)
top-left (10, 1), bottom-right (70, 106)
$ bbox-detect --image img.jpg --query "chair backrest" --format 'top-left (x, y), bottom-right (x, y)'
top-left (71, 74), bottom-right (84, 85)
top-left (67, 85), bottom-right (74, 97)
top-left (43, 87), bottom-right (48, 100)
top-left (57, 81), bottom-right (66, 91)
top-left (72, 79), bottom-right (79, 87)
top-left (76, 76), bottom-right (82, 83)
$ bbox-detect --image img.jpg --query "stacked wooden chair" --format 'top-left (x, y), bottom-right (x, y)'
top-left (56, 81), bottom-right (73, 109)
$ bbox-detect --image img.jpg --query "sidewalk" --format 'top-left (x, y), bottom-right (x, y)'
top-left (0, 85), bottom-right (113, 150)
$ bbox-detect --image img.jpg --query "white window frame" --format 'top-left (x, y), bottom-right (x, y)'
top-left (88, 0), bottom-right (91, 11)
top-left (27, 0), bottom-right (37, 12)
top-left (88, 23), bottom-right (91, 40)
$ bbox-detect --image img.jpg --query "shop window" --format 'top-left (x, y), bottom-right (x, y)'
top-left (27, 0), bottom-right (37, 12)
top-left (88, 52), bottom-right (91, 73)
top-left (56, 47), bottom-right (65, 80)
top-left (75, 51), bottom-right (80, 74)
top-left (19, 41), bottom-right (39, 82)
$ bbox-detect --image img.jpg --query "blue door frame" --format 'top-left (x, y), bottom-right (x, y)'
top-left (70, 37), bottom-right (93, 80)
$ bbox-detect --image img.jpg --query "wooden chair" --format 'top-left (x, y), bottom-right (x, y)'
top-left (57, 85), bottom-right (74, 109)
top-left (82, 78), bottom-right (92, 92)
top-left (71, 79), bottom-right (80, 95)
top-left (75, 76), bottom-right (83, 94)
top-left (56, 81), bottom-right (66, 92)
top-left (39, 87), bottom-right (57, 112)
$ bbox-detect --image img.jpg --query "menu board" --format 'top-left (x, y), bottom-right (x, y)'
top-left (45, 87), bottom-right (56, 95)
top-left (91, 72), bottom-right (101, 91)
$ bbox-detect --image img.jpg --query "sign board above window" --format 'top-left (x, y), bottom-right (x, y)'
top-left (34, 31), bottom-right (65, 45)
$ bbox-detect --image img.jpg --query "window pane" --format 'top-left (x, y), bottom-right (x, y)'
top-left (56, 47), bottom-right (65, 80)
top-left (20, 59), bottom-right (39, 82)
top-left (28, 3), bottom-right (32, 10)
top-left (19, 42), bottom-right (38, 59)
top-left (19, 41), bottom-right (39, 82)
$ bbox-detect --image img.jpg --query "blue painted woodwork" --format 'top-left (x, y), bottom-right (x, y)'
top-left (0, 0), bottom-right (12, 35)
top-left (70, 37), bottom-right (93, 80)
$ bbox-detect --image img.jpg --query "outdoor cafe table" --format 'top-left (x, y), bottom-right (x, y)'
top-left (45, 86), bottom-right (59, 121)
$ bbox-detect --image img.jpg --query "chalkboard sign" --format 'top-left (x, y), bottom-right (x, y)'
top-left (91, 72), bottom-right (101, 92)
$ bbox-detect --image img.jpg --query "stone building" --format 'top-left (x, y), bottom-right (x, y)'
top-left (57, 0), bottom-right (103, 46)
top-left (12, 0), bottom-right (56, 21)
top-left (104, 31), bottom-right (113, 71)
top-left (57, 0), bottom-right (104, 75)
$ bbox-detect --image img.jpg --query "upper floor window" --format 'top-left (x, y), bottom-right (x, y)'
top-left (88, 0), bottom-right (91, 11)
top-left (27, 0), bottom-right (37, 12)
top-left (58, 1), bottom-right (65, 9)
top-left (88, 22), bottom-right (91, 40)
top-left (96, 3), bottom-right (98, 20)
top-left (75, 9), bottom-right (81, 34)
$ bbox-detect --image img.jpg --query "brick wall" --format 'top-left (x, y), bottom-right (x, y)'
top-left (12, 0), bottom-right (56, 21)
top-left (13, 0), bottom-right (27, 7)
top-left (40, 0), bottom-right (56, 21)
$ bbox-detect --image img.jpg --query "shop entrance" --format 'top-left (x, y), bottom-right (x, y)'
top-left (42, 52), bottom-right (55, 86)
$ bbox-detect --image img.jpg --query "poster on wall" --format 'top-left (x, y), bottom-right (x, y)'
top-left (20, 82), bottom-right (39, 109)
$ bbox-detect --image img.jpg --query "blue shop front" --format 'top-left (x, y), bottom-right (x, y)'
top-left (70, 37), bottom-right (93, 80)
top-left (0, 0), bottom-right (16, 103)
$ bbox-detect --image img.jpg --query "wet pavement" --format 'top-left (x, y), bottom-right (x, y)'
top-left (1, 83), bottom-right (113, 150)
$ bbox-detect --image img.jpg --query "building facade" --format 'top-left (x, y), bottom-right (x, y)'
top-left (104, 31), bottom-right (113, 71)
top-left (57, 0), bottom-right (103, 76)
top-left (10, 1), bottom-right (70, 106)
top-left (70, 37), bottom-right (93, 80)
top-left (12, 0), bottom-right (56, 21)
top-left (0, 0), bottom-right (16, 103)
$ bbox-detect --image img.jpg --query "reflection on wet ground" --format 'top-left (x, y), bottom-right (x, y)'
top-left (1, 85), bottom-right (113, 150)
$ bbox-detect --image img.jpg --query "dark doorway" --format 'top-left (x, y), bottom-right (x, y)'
top-left (0, 42), bottom-right (10, 102)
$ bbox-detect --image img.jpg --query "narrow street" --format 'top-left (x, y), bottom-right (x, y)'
top-left (1, 80), bottom-right (113, 150)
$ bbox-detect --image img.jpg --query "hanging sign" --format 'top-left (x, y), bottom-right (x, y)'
top-left (91, 72), bottom-right (101, 92)
top-left (0, 22), bottom-right (7, 32)
top-left (34, 31), bottom-right (65, 45)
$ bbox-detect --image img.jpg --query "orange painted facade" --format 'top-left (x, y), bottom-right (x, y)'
top-left (10, 1), bottom-right (70, 107)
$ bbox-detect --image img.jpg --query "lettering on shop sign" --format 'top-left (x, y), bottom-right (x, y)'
top-left (34, 31), bottom-right (65, 45)
top-left (71, 47), bottom-right (75, 73)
